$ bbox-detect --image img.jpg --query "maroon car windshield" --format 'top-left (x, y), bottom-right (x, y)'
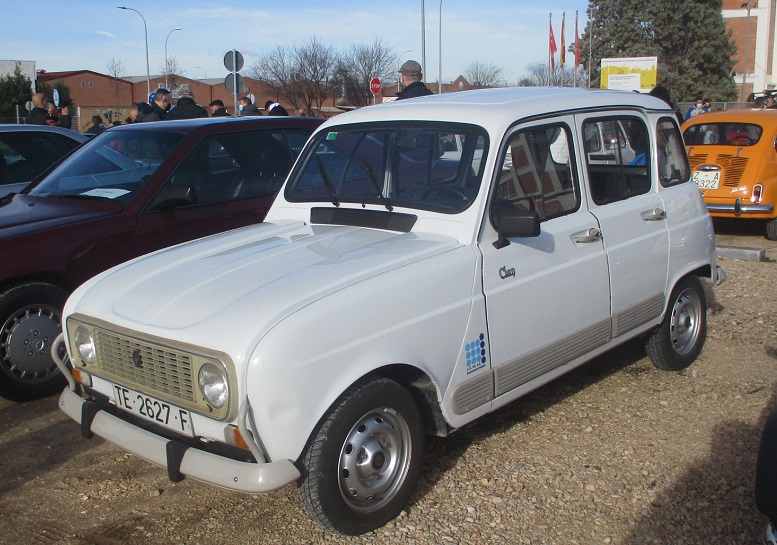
top-left (28, 130), bottom-right (185, 205)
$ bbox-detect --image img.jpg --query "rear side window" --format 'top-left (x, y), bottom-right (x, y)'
top-left (583, 117), bottom-right (651, 205)
top-left (493, 123), bottom-right (578, 221)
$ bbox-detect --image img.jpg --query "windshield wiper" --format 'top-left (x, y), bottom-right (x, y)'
top-left (364, 160), bottom-right (393, 212)
top-left (314, 153), bottom-right (339, 207)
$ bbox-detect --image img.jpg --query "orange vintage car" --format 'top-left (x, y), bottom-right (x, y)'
top-left (683, 109), bottom-right (777, 239)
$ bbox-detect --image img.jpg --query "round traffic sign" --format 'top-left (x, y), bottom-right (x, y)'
top-left (224, 50), bottom-right (244, 73)
top-left (370, 77), bottom-right (382, 95)
top-left (225, 73), bottom-right (244, 94)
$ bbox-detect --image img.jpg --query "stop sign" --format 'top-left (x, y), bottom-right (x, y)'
top-left (370, 77), bottom-right (382, 95)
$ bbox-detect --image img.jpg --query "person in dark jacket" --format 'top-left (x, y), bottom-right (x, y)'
top-left (208, 99), bottom-right (229, 117)
top-left (264, 100), bottom-right (289, 116)
top-left (27, 93), bottom-right (51, 125)
top-left (167, 88), bottom-right (208, 120)
top-left (396, 60), bottom-right (433, 100)
top-left (136, 89), bottom-right (171, 123)
top-left (238, 96), bottom-right (262, 116)
top-left (85, 115), bottom-right (106, 135)
top-left (46, 102), bottom-right (72, 129)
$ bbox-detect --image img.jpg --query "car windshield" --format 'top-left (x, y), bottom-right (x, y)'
top-left (285, 123), bottom-right (487, 214)
top-left (28, 129), bottom-right (184, 205)
top-left (683, 122), bottom-right (763, 146)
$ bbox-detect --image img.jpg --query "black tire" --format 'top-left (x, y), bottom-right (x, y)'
top-left (645, 275), bottom-right (707, 371)
top-left (766, 218), bottom-right (777, 241)
top-left (299, 377), bottom-right (425, 535)
top-left (0, 283), bottom-right (69, 401)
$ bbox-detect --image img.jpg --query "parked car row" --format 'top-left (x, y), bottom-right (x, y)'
top-left (0, 116), bottom-right (323, 400)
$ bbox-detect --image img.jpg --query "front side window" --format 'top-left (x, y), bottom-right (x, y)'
top-left (28, 130), bottom-right (184, 205)
top-left (149, 129), bottom-right (301, 209)
top-left (492, 123), bottom-right (578, 221)
top-left (584, 116), bottom-right (651, 205)
top-left (683, 122), bottom-right (763, 146)
top-left (0, 132), bottom-right (82, 185)
top-left (286, 123), bottom-right (487, 214)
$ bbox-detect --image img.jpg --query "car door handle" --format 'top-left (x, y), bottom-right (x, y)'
top-left (641, 208), bottom-right (667, 221)
top-left (573, 227), bottom-right (602, 243)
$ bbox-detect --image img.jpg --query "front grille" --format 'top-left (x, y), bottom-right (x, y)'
top-left (93, 330), bottom-right (196, 402)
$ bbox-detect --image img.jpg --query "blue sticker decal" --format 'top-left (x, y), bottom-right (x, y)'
top-left (466, 333), bottom-right (488, 374)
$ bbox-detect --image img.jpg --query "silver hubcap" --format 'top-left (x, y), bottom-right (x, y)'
top-left (669, 287), bottom-right (702, 356)
top-left (338, 408), bottom-right (412, 513)
top-left (0, 304), bottom-right (63, 383)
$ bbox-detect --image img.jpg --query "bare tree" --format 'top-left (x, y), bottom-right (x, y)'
top-left (161, 57), bottom-right (184, 92)
top-left (107, 58), bottom-right (126, 121)
top-left (463, 61), bottom-right (505, 88)
top-left (248, 37), bottom-right (339, 116)
top-left (523, 63), bottom-right (588, 88)
top-left (336, 39), bottom-right (396, 108)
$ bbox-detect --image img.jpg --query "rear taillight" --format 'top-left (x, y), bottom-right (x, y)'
top-left (752, 184), bottom-right (764, 203)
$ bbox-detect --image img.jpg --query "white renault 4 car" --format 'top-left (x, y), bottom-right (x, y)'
top-left (56, 87), bottom-right (724, 535)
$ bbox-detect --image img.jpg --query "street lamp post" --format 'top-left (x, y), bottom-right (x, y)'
top-left (741, 1), bottom-right (753, 103)
top-left (165, 27), bottom-right (182, 90)
top-left (117, 6), bottom-right (151, 99)
top-left (421, 0), bottom-right (426, 80)
top-left (398, 49), bottom-right (413, 92)
top-left (194, 66), bottom-right (207, 79)
top-left (438, 0), bottom-right (444, 94)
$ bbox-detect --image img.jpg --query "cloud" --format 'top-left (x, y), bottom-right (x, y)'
top-left (96, 30), bottom-right (118, 39)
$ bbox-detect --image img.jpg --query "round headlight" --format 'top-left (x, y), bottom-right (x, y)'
top-left (74, 326), bottom-right (96, 364)
top-left (198, 362), bottom-right (228, 409)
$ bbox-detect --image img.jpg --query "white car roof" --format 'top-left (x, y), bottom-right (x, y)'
top-left (320, 87), bottom-right (674, 134)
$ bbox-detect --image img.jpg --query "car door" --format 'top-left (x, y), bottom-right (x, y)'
top-left (136, 129), bottom-right (308, 253)
top-left (480, 119), bottom-right (611, 404)
top-left (578, 113), bottom-right (669, 338)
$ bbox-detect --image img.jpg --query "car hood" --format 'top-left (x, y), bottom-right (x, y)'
top-left (0, 194), bottom-right (122, 237)
top-left (71, 219), bottom-right (461, 335)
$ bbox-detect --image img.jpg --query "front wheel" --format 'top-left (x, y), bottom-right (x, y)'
top-left (645, 276), bottom-right (707, 371)
top-left (0, 283), bottom-right (69, 400)
top-left (299, 378), bottom-right (425, 535)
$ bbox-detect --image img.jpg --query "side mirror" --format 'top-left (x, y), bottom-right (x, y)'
top-left (491, 203), bottom-right (540, 249)
top-left (149, 185), bottom-right (197, 210)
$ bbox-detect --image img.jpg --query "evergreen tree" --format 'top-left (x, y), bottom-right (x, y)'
top-left (0, 63), bottom-right (33, 117)
top-left (38, 80), bottom-right (73, 109)
top-left (581, 0), bottom-right (737, 101)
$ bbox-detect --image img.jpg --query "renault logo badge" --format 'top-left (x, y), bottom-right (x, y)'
top-left (132, 349), bottom-right (143, 369)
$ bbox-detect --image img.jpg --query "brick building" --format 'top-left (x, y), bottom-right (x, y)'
top-left (724, 0), bottom-right (777, 100)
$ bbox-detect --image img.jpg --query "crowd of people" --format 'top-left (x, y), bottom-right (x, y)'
top-left (25, 87), bottom-right (291, 134)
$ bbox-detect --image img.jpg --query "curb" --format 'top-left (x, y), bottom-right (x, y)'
top-left (716, 245), bottom-right (767, 262)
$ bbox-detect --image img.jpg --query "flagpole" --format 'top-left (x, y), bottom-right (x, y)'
top-left (574, 11), bottom-right (578, 88)
top-left (561, 12), bottom-right (566, 87)
top-left (548, 13), bottom-right (552, 86)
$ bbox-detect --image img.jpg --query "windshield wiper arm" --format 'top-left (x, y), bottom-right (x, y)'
top-left (364, 160), bottom-right (393, 212)
top-left (314, 153), bottom-right (339, 207)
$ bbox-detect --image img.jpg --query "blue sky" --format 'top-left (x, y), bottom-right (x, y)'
top-left (4, 0), bottom-right (589, 84)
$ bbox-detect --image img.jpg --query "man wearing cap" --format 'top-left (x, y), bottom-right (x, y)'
top-left (208, 99), bottom-right (229, 117)
top-left (397, 60), bottom-right (433, 100)
top-left (167, 86), bottom-right (208, 120)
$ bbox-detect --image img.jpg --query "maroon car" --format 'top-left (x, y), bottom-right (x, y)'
top-left (0, 116), bottom-right (323, 400)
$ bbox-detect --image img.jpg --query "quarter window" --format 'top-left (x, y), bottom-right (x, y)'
top-left (657, 117), bottom-right (690, 186)
top-left (493, 124), bottom-right (578, 221)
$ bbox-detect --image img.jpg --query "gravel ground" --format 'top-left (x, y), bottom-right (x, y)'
top-left (0, 218), bottom-right (776, 545)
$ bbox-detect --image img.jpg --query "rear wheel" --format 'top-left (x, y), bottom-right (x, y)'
top-left (300, 378), bottom-right (425, 535)
top-left (0, 283), bottom-right (69, 400)
top-left (766, 218), bottom-right (777, 241)
top-left (645, 276), bottom-right (707, 371)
